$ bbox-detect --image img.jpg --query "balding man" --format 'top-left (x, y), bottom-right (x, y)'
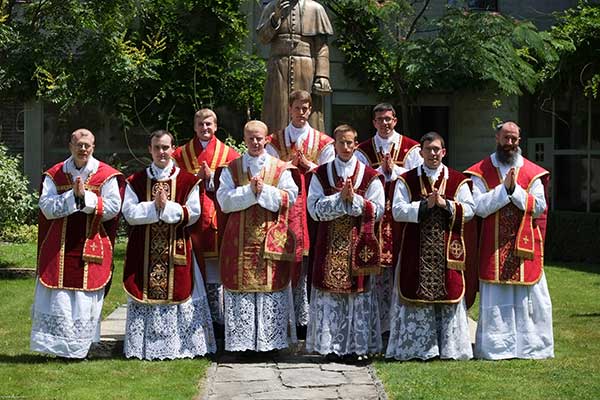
top-left (465, 121), bottom-right (554, 360)
top-left (32, 129), bottom-right (124, 358)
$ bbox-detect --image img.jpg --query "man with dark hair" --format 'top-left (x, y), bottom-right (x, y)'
top-left (306, 124), bottom-right (385, 362)
top-left (266, 89), bottom-right (334, 336)
top-left (355, 102), bottom-right (423, 333)
top-left (386, 132), bottom-right (474, 360)
top-left (465, 121), bottom-right (553, 360)
top-left (122, 130), bottom-right (216, 360)
top-left (32, 128), bottom-right (124, 358)
top-left (172, 109), bottom-right (239, 335)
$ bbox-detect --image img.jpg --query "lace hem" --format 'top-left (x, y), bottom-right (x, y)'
top-left (124, 297), bottom-right (216, 360)
top-left (373, 268), bottom-right (394, 332)
top-left (224, 288), bottom-right (296, 352)
top-left (385, 299), bottom-right (473, 360)
top-left (306, 288), bottom-right (382, 355)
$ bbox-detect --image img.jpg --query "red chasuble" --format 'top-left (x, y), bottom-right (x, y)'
top-left (356, 135), bottom-right (420, 269)
top-left (396, 166), bottom-right (471, 303)
top-left (465, 157), bottom-right (550, 285)
top-left (172, 136), bottom-right (239, 275)
top-left (218, 156), bottom-right (297, 293)
top-left (37, 162), bottom-right (124, 291)
top-left (123, 169), bottom-right (200, 304)
top-left (267, 128), bottom-right (333, 286)
top-left (310, 162), bottom-right (384, 294)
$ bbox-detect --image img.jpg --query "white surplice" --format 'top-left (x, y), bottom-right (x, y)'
top-left (217, 152), bottom-right (299, 352)
top-left (30, 156), bottom-right (121, 358)
top-left (471, 153), bottom-right (554, 360)
top-left (121, 161), bottom-right (216, 360)
top-left (305, 155), bottom-right (385, 356)
top-left (266, 122), bottom-right (335, 328)
top-left (385, 163), bottom-right (474, 360)
top-left (355, 131), bottom-right (420, 333)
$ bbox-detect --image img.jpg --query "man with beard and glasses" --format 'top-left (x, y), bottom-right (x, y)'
top-left (465, 121), bottom-right (554, 360)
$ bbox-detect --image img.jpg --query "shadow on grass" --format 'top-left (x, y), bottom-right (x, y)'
top-left (548, 262), bottom-right (600, 275)
top-left (0, 353), bottom-right (90, 364)
top-left (571, 312), bottom-right (600, 318)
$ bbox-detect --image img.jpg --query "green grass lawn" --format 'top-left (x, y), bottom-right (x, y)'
top-left (0, 241), bottom-right (38, 268)
top-left (374, 263), bottom-right (600, 400)
top-left (0, 241), bottom-right (210, 400)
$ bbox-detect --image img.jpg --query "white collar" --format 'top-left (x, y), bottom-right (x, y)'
top-left (419, 163), bottom-right (448, 181)
top-left (63, 155), bottom-right (99, 178)
top-left (286, 122), bottom-right (310, 145)
top-left (148, 160), bottom-right (175, 181)
top-left (374, 131), bottom-right (400, 153)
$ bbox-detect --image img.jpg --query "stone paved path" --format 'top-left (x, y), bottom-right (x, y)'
top-left (200, 352), bottom-right (387, 400)
top-left (98, 306), bottom-right (476, 399)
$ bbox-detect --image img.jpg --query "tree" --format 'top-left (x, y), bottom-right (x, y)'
top-left (545, 1), bottom-right (600, 99)
top-left (323, 0), bottom-right (570, 131)
top-left (0, 1), bottom-right (265, 137)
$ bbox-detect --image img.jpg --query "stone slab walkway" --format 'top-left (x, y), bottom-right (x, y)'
top-left (98, 305), bottom-right (477, 399)
top-left (200, 353), bottom-right (387, 400)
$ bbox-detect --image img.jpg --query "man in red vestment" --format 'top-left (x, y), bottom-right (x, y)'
top-left (386, 132), bottom-right (474, 360)
top-left (172, 108), bottom-right (239, 335)
top-left (266, 89), bottom-right (334, 335)
top-left (306, 124), bottom-right (385, 363)
top-left (465, 121), bottom-right (553, 359)
top-left (122, 130), bottom-right (215, 360)
top-left (355, 103), bottom-right (423, 333)
top-left (216, 120), bottom-right (299, 353)
top-left (31, 128), bottom-right (124, 358)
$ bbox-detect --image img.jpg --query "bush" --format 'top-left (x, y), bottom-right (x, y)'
top-left (0, 224), bottom-right (38, 243)
top-left (0, 144), bottom-right (38, 239)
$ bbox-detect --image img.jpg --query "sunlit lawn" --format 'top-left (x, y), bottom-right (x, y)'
top-left (374, 263), bottom-right (600, 400)
top-left (0, 241), bottom-right (210, 400)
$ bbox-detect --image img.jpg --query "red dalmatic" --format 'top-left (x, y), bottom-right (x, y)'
top-left (37, 162), bottom-right (123, 291)
top-left (267, 128), bottom-right (333, 286)
top-left (465, 157), bottom-right (550, 285)
top-left (172, 136), bottom-right (239, 277)
top-left (122, 169), bottom-right (200, 304)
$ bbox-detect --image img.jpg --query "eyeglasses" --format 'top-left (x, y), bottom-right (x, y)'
top-left (70, 142), bottom-right (94, 150)
top-left (374, 117), bottom-right (395, 123)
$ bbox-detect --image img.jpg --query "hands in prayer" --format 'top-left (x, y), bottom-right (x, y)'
top-left (155, 187), bottom-right (168, 212)
top-left (197, 160), bottom-right (212, 181)
top-left (380, 151), bottom-right (394, 175)
top-left (340, 178), bottom-right (354, 203)
top-left (73, 176), bottom-right (85, 199)
top-left (504, 167), bottom-right (516, 194)
top-left (426, 189), bottom-right (446, 209)
top-left (292, 150), bottom-right (311, 170)
top-left (248, 167), bottom-right (264, 196)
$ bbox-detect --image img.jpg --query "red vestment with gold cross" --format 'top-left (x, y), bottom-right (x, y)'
top-left (356, 135), bottom-right (420, 269)
top-left (267, 128), bottom-right (333, 286)
top-left (465, 157), bottom-right (549, 285)
top-left (172, 136), bottom-right (239, 276)
top-left (123, 169), bottom-right (200, 304)
top-left (37, 162), bottom-right (123, 291)
top-left (218, 156), bottom-right (298, 293)
top-left (396, 166), bottom-right (471, 303)
top-left (310, 162), bottom-right (384, 294)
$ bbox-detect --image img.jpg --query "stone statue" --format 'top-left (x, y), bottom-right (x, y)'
top-left (257, 0), bottom-right (333, 133)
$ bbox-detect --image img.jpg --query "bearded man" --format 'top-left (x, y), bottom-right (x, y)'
top-left (465, 121), bottom-right (553, 360)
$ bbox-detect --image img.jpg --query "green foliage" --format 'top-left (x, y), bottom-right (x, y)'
top-left (0, 144), bottom-right (38, 234)
top-left (224, 134), bottom-right (247, 155)
top-left (545, 1), bottom-right (600, 99)
top-left (324, 0), bottom-right (567, 121)
top-left (0, 224), bottom-right (38, 244)
top-left (0, 1), bottom-right (265, 136)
